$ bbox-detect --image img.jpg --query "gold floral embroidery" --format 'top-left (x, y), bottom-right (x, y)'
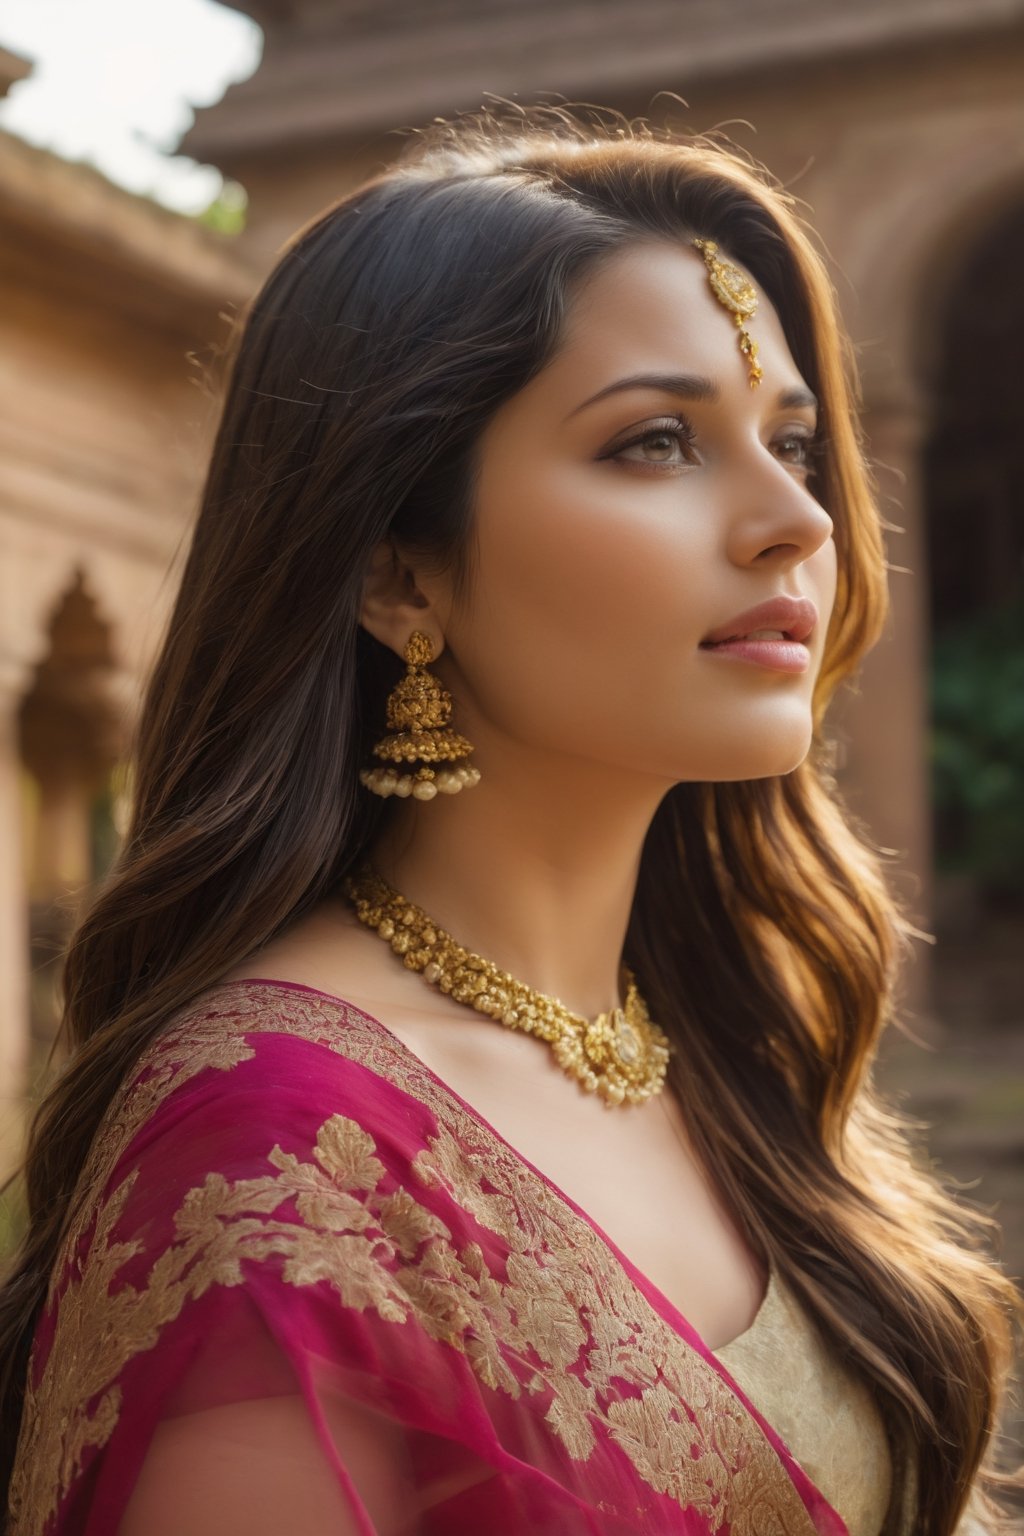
top-left (10, 983), bottom-right (818, 1535)
top-left (45, 1022), bottom-right (257, 1309)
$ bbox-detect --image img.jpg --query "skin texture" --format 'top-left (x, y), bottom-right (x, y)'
top-left (228, 237), bottom-right (837, 1353)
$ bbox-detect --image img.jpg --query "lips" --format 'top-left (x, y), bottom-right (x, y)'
top-left (701, 596), bottom-right (818, 647)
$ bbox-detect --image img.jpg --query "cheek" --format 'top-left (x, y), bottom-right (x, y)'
top-left (476, 455), bottom-right (713, 624)
top-left (456, 464), bottom-right (714, 746)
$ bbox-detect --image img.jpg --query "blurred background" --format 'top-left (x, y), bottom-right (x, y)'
top-left (0, 0), bottom-right (1022, 1467)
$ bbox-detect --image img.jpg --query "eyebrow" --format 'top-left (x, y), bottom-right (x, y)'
top-left (563, 371), bottom-right (819, 420)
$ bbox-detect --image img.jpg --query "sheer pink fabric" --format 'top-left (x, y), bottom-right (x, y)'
top-left (10, 980), bottom-right (849, 1536)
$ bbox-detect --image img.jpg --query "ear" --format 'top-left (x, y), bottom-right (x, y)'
top-left (359, 541), bottom-right (445, 660)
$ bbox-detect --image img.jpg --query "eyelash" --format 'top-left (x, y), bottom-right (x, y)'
top-left (605, 415), bottom-right (823, 474)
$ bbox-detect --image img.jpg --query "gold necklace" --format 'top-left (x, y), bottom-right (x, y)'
top-left (342, 864), bottom-right (672, 1106)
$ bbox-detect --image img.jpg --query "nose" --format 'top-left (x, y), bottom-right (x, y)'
top-left (725, 458), bottom-right (835, 572)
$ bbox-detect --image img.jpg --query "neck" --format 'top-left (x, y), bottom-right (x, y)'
top-left (365, 735), bottom-right (670, 1020)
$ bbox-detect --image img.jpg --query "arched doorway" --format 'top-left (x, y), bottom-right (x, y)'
top-left (922, 195), bottom-right (1024, 1019)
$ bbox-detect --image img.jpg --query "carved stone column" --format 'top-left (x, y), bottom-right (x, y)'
top-left (0, 656), bottom-right (32, 1178)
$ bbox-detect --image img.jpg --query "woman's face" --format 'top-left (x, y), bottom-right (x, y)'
top-left (435, 238), bottom-right (838, 786)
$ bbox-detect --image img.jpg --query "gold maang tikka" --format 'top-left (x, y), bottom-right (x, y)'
top-left (693, 237), bottom-right (764, 388)
top-left (360, 629), bottom-right (480, 801)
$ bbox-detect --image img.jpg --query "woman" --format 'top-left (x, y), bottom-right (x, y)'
top-left (1, 108), bottom-right (1020, 1535)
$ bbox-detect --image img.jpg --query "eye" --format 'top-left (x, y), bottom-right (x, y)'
top-left (773, 429), bottom-right (821, 473)
top-left (605, 416), bottom-right (699, 469)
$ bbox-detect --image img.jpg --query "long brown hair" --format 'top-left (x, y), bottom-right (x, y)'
top-left (2, 107), bottom-right (1020, 1532)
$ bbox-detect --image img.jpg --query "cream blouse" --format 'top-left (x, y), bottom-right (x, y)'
top-left (715, 1267), bottom-right (990, 1536)
top-left (715, 1266), bottom-right (891, 1535)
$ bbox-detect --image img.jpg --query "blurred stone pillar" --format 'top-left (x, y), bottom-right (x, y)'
top-left (32, 765), bottom-right (93, 896)
top-left (838, 392), bottom-right (934, 1014)
top-left (0, 657), bottom-right (31, 1178)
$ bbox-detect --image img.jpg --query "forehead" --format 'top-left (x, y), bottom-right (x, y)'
top-left (554, 239), bottom-right (806, 393)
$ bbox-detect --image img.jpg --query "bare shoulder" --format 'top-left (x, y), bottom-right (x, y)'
top-left (222, 897), bottom-right (399, 1011)
top-left (220, 897), bottom-right (498, 1085)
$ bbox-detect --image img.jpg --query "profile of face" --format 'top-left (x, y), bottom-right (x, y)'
top-left (365, 238), bottom-right (838, 793)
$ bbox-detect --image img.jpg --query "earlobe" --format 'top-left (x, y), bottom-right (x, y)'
top-left (359, 541), bottom-right (441, 659)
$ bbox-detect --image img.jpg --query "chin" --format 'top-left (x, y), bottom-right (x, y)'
top-left (745, 743), bottom-right (814, 780)
top-left (706, 730), bottom-right (815, 783)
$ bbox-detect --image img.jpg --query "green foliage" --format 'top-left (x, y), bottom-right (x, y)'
top-left (195, 179), bottom-right (248, 238)
top-left (0, 1175), bottom-right (26, 1266)
top-left (930, 598), bottom-right (1024, 896)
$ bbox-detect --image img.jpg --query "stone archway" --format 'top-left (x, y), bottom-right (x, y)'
top-left (921, 195), bottom-right (1024, 932)
top-left (820, 116), bottom-right (1024, 1011)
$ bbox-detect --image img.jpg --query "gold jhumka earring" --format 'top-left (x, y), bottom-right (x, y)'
top-left (693, 237), bottom-right (764, 388)
top-left (359, 629), bottom-right (480, 801)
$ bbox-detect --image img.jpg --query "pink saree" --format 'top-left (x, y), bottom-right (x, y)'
top-left (10, 980), bottom-right (850, 1536)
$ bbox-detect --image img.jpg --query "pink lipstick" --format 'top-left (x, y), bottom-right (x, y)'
top-left (699, 595), bottom-right (817, 673)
